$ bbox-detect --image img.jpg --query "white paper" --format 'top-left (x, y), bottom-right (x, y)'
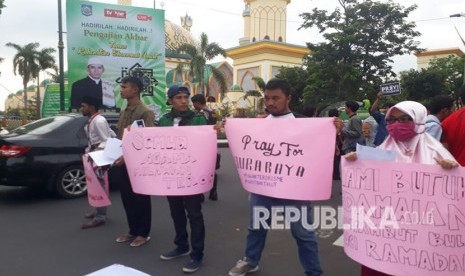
top-left (84, 264), bottom-right (151, 276)
top-left (356, 144), bottom-right (397, 161)
top-left (333, 234), bottom-right (344, 247)
top-left (103, 138), bottom-right (123, 161)
top-left (88, 150), bottom-right (115, 166)
top-left (131, 119), bottom-right (145, 129)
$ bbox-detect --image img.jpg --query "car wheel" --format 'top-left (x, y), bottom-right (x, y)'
top-left (55, 165), bottom-right (87, 198)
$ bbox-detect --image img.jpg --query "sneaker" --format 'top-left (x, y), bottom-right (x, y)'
top-left (182, 259), bottom-right (202, 273)
top-left (228, 258), bottom-right (259, 276)
top-left (160, 248), bottom-right (190, 260)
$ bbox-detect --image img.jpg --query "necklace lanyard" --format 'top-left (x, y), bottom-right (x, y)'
top-left (87, 112), bottom-right (100, 133)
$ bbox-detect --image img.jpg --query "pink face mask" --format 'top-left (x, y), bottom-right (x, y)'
top-left (386, 121), bottom-right (417, 141)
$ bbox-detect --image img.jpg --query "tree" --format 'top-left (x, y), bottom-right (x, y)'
top-left (300, 0), bottom-right (422, 105)
top-left (6, 42), bottom-right (40, 117)
top-left (177, 32), bottom-right (227, 99)
top-left (400, 55), bottom-right (465, 104)
top-left (33, 47), bottom-right (57, 118)
top-left (0, 0), bottom-right (6, 15)
top-left (275, 67), bottom-right (309, 112)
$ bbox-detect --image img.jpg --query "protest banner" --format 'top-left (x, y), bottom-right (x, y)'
top-left (341, 159), bottom-right (465, 276)
top-left (225, 118), bottom-right (336, 200)
top-left (82, 155), bottom-right (111, 207)
top-left (122, 126), bottom-right (217, 196)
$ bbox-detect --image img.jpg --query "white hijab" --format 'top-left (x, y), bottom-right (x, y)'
top-left (378, 101), bottom-right (456, 164)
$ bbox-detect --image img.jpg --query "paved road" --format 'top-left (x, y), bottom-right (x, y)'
top-left (0, 148), bottom-right (359, 276)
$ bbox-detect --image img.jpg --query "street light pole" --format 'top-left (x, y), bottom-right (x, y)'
top-left (58, 0), bottom-right (65, 112)
top-left (450, 13), bottom-right (465, 85)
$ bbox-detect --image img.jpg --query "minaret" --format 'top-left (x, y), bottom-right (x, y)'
top-left (117, 0), bottom-right (132, 6)
top-left (240, 0), bottom-right (290, 45)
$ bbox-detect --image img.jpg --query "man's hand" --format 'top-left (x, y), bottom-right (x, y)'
top-left (344, 152), bottom-right (358, 161)
top-left (113, 156), bottom-right (125, 167)
top-left (333, 117), bottom-right (343, 134)
top-left (434, 157), bottom-right (459, 170)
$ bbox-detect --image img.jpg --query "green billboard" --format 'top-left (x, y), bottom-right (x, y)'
top-left (66, 1), bottom-right (166, 117)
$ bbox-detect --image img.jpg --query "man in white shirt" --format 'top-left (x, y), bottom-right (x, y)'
top-left (229, 79), bottom-right (329, 276)
top-left (80, 96), bottom-right (116, 229)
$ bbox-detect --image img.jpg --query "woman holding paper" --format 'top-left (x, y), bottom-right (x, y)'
top-left (345, 101), bottom-right (458, 275)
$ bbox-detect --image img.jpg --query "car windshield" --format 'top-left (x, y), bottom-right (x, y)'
top-left (12, 116), bottom-right (75, 135)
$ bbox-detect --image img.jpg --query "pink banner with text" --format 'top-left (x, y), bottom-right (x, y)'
top-left (82, 155), bottom-right (111, 207)
top-left (225, 118), bottom-right (336, 200)
top-left (341, 159), bottom-right (465, 276)
top-left (122, 126), bottom-right (217, 196)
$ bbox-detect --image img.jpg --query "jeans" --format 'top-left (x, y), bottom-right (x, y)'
top-left (167, 194), bottom-right (205, 262)
top-left (245, 193), bottom-right (323, 276)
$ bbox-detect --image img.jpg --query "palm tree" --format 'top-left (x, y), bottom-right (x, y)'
top-left (242, 76), bottom-right (266, 112)
top-left (33, 47), bottom-right (57, 118)
top-left (6, 42), bottom-right (40, 117)
top-left (177, 32), bottom-right (227, 99)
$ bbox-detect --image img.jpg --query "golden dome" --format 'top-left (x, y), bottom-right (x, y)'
top-left (165, 20), bottom-right (197, 54)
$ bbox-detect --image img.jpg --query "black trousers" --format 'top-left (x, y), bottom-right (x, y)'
top-left (111, 165), bottom-right (151, 237)
top-left (167, 194), bottom-right (205, 261)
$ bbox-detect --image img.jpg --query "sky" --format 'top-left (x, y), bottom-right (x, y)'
top-left (0, 0), bottom-right (464, 111)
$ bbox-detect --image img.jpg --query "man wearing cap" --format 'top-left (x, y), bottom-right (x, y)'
top-left (158, 85), bottom-right (208, 273)
top-left (70, 57), bottom-right (116, 110)
top-left (79, 96), bottom-right (116, 229)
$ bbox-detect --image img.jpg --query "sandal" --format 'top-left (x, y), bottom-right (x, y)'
top-left (130, 236), bottom-right (151, 247)
top-left (116, 233), bottom-right (135, 243)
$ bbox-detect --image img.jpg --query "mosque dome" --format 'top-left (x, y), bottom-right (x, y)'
top-left (164, 20), bottom-right (198, 58)
top-left (229, 84), bottom-right (243, 92)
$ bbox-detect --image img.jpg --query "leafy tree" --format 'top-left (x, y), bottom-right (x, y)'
top-left (177, 32), bottom-right (227, 99)
top-left (300, 0), bottom-right (423, 105)
top-left (6, 42), bottom-right (40, 117)
top-left (275, 67), bottom-right (309, 112)
top-left (33, 47), bottom-right (57, 118)
top-left (400, 55), bottom-right (465, 104)
top-left (0, 0), bottom-right (5, 15)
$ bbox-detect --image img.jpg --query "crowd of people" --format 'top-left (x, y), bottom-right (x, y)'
top-left (79, 77), bottom-right (465, 275)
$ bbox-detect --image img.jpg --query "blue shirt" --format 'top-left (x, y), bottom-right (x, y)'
top-left (425, 114), bottom-right (442, 141)
top-left (371, 111), bottom-right (388, 146)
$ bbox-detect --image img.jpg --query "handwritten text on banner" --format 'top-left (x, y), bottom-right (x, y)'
top-left (225, 118), bottom-right (336, 200)
top-left (122, 126), bottom-right (217, 196)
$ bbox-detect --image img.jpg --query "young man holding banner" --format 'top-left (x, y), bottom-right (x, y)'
top-left (228, 79), bottom-right (328, 276)
top-left (113, 76), bottom-right (155, 247)
top-left (158, 85), bottom-right (208, 273)
top-left (80, 96), bottom-right (115, 229)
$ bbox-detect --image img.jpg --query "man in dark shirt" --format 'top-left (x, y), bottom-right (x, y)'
top-left (113, 76), bottom-right (154, 247)
top-left (70, 57), bottom-right (116, 110)
top-left (158, 85), bottom-right (208, 273)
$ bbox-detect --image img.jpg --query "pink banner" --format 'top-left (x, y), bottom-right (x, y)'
top-left (225, 118), bottom-right (336, 200)
top-left (341, 159), bottom-right (465, 276)
top-left (82, 155), bottom-right (111, 207)
top-left (122, 126), bottom-right (217, 196)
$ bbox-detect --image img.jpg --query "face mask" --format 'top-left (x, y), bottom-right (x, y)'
top-left (386, 121), bottom-right (417, 141)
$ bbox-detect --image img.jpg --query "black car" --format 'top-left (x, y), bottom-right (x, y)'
top-left (0, 114), bottom-right (119, 198)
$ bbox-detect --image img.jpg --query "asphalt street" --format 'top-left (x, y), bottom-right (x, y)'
top-left (0, 148), bottom-right (359, 276)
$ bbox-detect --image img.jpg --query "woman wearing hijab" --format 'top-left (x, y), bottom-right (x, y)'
top-left (345, 101), bottom-right (458, 276)
top-left (361, 116), bottom-right (378, 148)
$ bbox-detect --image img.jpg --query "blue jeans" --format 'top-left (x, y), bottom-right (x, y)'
top-left (245, 193), bottom-right (323, 276)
